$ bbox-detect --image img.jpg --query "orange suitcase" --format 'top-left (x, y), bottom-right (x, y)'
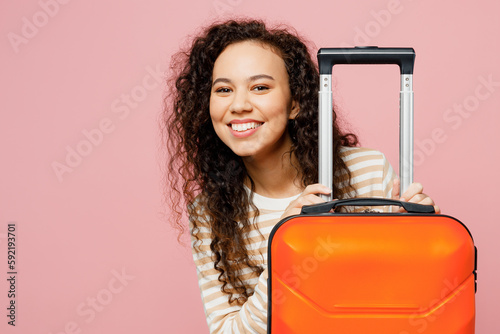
top-left (267, 48), bottom-right (477, 333)
top-left (268, 198), bottom-right (477, 333)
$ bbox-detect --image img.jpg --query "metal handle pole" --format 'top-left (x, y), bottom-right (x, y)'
top-left (319, 74), bottom-right (333, 201)
top-left (400, 74), bottom-right (414, 195)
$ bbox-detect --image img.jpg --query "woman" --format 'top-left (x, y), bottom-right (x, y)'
top-left (164, 19), bottom-right (438, 333)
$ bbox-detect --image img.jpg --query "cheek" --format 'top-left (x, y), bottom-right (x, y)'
top-left (208, 96), bottom-right (216, 119)
top-left (209, 102), bottom-right (226, 140)
top-left (209, 96), bottom-right (225, 122)
top-left (268, 100), bottom-right (293, 124)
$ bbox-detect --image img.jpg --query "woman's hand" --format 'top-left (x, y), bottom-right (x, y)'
top-left (280, 184), bottom-right (332, 220)
top-left (391, 179), bottom-right (441, 214)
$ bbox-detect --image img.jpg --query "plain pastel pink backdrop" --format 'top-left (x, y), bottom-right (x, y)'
top-left (1, 0), bottom-right (498, 333)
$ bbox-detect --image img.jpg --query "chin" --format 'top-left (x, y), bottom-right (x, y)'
top-left (231, 150), bottom-right (257, 158)
top-left (227, 145), bottom-right (259, 158)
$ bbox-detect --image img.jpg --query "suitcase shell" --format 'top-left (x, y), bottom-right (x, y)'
top-left (268, 211), bottom-right (476, 333)
top-left (267, 47), bottom-right (477, 333)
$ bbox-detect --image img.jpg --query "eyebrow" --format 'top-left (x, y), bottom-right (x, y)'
top-left (212, 74), bottom-right (275, 86)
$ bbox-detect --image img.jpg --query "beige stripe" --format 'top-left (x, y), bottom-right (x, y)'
top-left (236, 317), bottom-right (246, 332)
top-left (197, 267), bottom-right (221, 278)
top-left (348, 177), bottom-right (383, 193)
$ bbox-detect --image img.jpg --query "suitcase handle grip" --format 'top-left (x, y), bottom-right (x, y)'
top-left (317, 46), bottom-right (415, 75)
top-left (301, 197), bottom-right (435, 214)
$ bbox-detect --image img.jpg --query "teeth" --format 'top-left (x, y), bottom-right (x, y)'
top-left (231, 122), bottom-right (262, 132)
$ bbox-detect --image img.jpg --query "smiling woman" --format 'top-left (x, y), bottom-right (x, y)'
top-left (162, 19), bottom-right (438, 333)
top-left (209, 41), bottom-right (299, 172)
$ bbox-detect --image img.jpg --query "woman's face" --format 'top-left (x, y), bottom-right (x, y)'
top-left (209, 41), bottom-right (299, 164)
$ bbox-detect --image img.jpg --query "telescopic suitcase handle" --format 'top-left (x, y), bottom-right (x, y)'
top-left (301, 197), bottom-right (435, 215)
top-left (317, 46), bottom-right (416, 200)
top-left (317, 46), bottom-right (415, 75)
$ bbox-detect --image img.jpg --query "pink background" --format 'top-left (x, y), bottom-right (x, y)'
top-left (1, 0), bottom-right (498, 333)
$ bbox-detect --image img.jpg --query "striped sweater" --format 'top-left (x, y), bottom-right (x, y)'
top-left (190, 147), bottom-right (396, 333)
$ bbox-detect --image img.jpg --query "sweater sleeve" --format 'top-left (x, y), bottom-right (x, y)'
top-left (191, 222), bottom-right (268, 334)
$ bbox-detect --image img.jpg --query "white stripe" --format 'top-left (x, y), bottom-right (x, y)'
top-left (245, 241), bottom-right (266, 251)
top-left (242, 224), bottom-right (274, 238)
top-left (355, 183), bottom-right (384, 195)
top-left (205, 295), bottom-right (237, 310)
top-left (252, 213), bottom-right (282, 223)
top-left (350, 170), bottom-right (383, 184)
top-left (201, 285), bottom-right (228, 299)
top-left (193, 226), bottom-right (211, 233)
top-left (192, 239), bottom-right (212, 249)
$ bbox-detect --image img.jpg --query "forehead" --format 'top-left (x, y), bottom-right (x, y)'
top-left (212, 41), bottom-right (288, 80)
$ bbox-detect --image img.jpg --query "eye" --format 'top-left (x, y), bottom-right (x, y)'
top-left (252, 85), bottom-right (269, 92)
top-left (214, 87), bottom-right (231, 93)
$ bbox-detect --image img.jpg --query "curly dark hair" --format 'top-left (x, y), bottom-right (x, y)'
top-left (162, 19), bottom-right (358, 305)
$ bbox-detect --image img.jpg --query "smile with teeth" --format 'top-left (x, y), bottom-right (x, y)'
top-left (230, 122), bottom-right (263, 132)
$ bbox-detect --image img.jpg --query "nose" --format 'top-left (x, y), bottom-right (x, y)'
top-left (229, 90), bottom-right (252, 113)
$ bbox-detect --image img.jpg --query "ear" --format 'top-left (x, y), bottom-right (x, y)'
top-left (289, 100), bottom-right (300, 119)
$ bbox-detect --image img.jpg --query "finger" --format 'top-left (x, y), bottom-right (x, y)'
top-left (294, 194), bottom-right (326, 208)
top-left (285, 207), bottom-right (302, 217)
top-left (406, 193), bottom-right (429, 204)
top-left (284, 192), bottom-right (325, 212)
top-left (399, 201), bottom-right (439, 214)
top-left (302, 183), bottom-right (332, 196)
top-left (281, 194), bottom-right (328, 220)
top-left (279, 208), bottom-right (301, 220)
top-left (404, 197), bottom-right (440, 214)
top-left (400, 182), bottom-right (423, 202)
top-left (397, 202), bottom-right (439, 214)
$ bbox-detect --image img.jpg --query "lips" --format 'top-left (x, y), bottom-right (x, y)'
top-left (227, 119), bottom-right (264, 137)
top-left (230, 122), bottom-right (263, 132)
